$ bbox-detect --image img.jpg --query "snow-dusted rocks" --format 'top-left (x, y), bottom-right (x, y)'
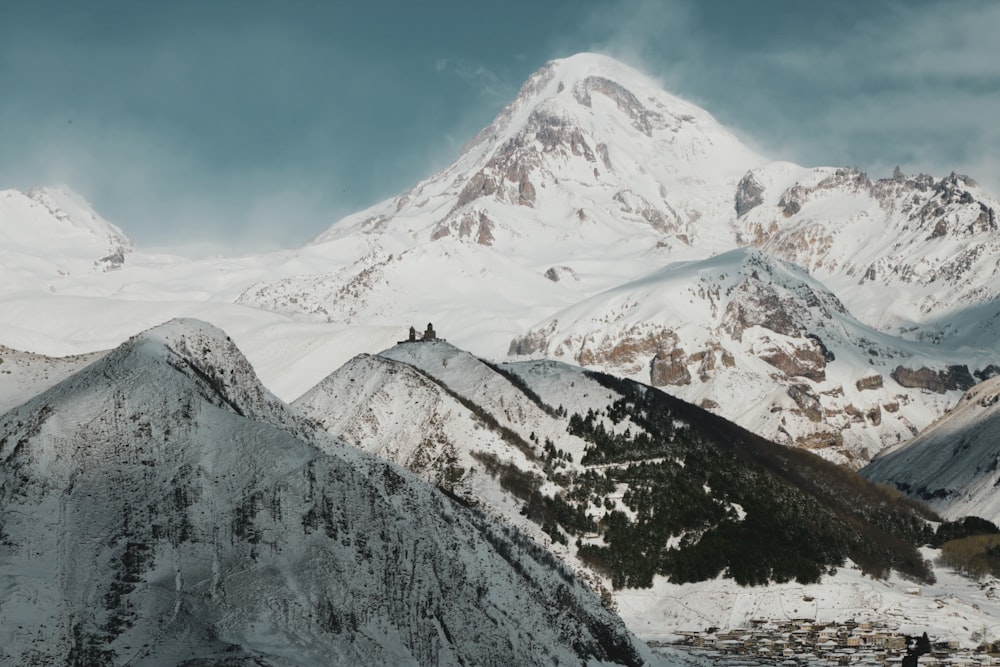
top-left (736, 166), bottom-right (1000, 341)
top-left (0, 319), bottom-right (646, 666)
top-left (508, 248), bottom-right (978, 464)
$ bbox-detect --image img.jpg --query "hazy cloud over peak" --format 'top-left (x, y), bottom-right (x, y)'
top-left (1, 0), bottom-right (995, 252)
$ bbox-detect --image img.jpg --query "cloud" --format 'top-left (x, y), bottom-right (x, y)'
top-left (435, 56), bottom-right (512, 102)
top-left (756, 2), bottom-right (1000, 193)
top-left (573, 0), bottom-right (1000, 196)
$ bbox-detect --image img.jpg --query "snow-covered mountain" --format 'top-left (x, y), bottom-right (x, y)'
top-left (0, 318), bottom-right (647, 666)
top-left (293, 337), bottom-right (1000, 647)
top-left (736, 165), bottom-right (1000, 341)
top-left (3, 53), bottom-right (1000, 472)
top-left (9, 50), bottom-right (1000, 659)
top-left (0, 186), bottom-right (132, 282)
top-left (507, 247), bottom-right (996, 464)
top-left (313, 52), bottom-right (761, 254)
top-left (862, 375), bottom-right (1000, 522)
top-left (236, 53), bottom-right (766, 339)
top-left (231, 53), bottom-right (1000, 465)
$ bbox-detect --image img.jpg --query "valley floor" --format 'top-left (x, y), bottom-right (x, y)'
top-left (616, 550), bottom-right (1000, 652)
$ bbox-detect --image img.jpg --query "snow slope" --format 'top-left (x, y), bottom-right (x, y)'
top-left (0, 344), bottom-right (107, 414)
top-left (0, 318), bottom-right (648, 666)
top-left (616, 550), bottom-right (1000, 649)
top-left (863, 375), bottom-right (1000, 522)
top-left (294, 338), bottom-right (1000, 649)
top-left (0, 186), bottom-right (132, 285)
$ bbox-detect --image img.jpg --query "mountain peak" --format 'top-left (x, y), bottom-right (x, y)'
top-left (0, 185), bottom-right (132, 275)
top-left (461, 51), bottom-right (754, 167)
top-left (312, 52), bottom-right (762, 257)
top-left (501, 53), bottom-right (698, 114)
top-left (113, 318), bottom-right (321, 438)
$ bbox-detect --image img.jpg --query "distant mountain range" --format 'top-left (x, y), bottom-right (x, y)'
top-left (3, 52), bottom-right (1000, 657)
top-left (3, 53), bottom-right (997, 468)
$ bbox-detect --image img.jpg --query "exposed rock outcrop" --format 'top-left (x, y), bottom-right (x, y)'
top-left (544, 266), bottom-right (579, 282)
top-left (975, 365), bottom-right (1000, 382)
top-left (856, 374), bottom-right (885, 391)
top-left (760, 341), bottom-right (827, 382)
top-left (649, 348), bottom-right (691, 386)
top-left (508, 321), bottom-right (560, 357)
top-left (788, 383), bottom-right (823, 422)
top-left (577, 327), bottom-right (677, 373)
top-left (891, 365), bottom-right (976, 394)
top-left (735, 172), bottom-right (765, 217)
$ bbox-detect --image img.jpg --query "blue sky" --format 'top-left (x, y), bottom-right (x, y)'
top-left (1, 0), bottom-right (997, 252)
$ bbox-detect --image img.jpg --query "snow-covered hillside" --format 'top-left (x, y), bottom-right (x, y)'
top-left (618, 551), bottom-right (1000, 649)
top-left (0, 344), bottom-right (107, 414)
top-left (295, 338), bottom-right (1000, 649)
top-left (508, 247), bottom-right (995, 464)
top-left (737, 166), bottom-right (1000, 341)
top-left (863, 375), bottom-right (1000, 522)
top-left (0, 186), bottom-right (132, 283)
top-left (0, 318), bottom-right (647, 666)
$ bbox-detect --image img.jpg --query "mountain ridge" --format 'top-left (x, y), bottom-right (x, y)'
top-left (0, 318), bottom-right (647, 666)
top-left (298, 338), bottom-right (938, 582)
top-left (862, 374), bottom-right (1000, 522)
top-left (3, 51), bottom-right (999, 469)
